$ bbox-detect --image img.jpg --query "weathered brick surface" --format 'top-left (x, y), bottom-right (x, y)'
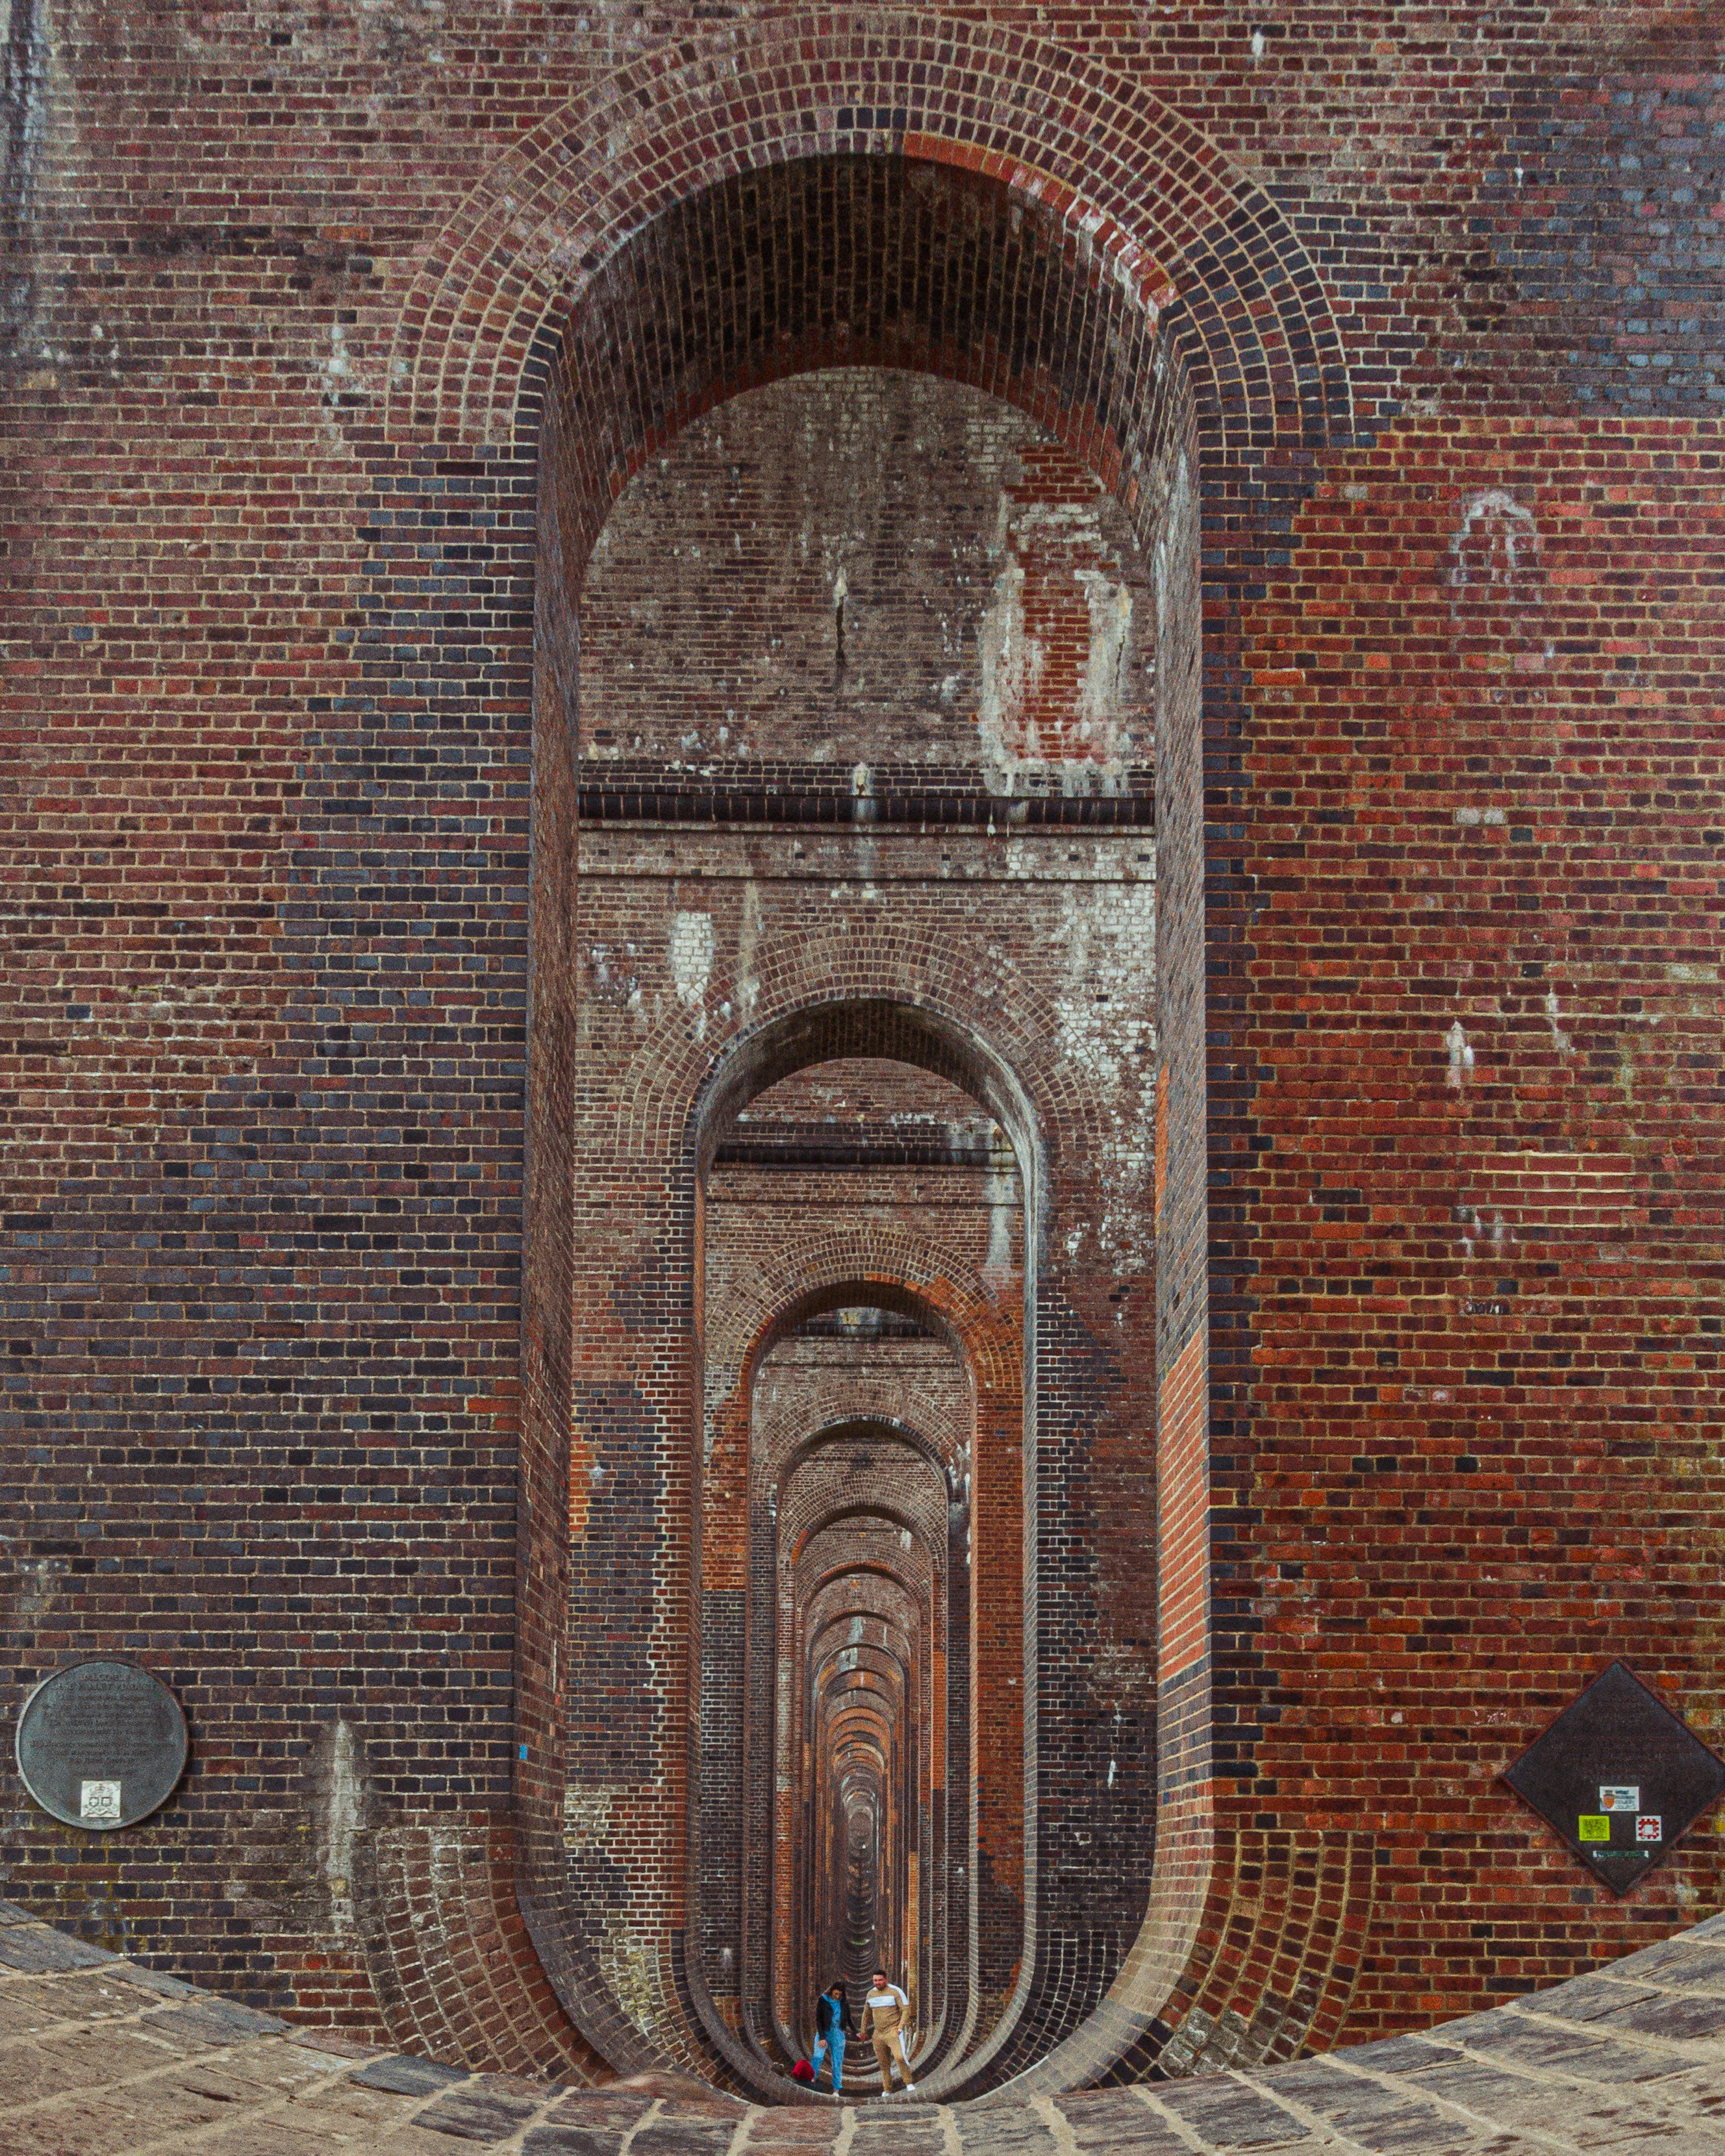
top-left (583, 373), bottom-right (1153, 781)
top-left (3, 0), bottom-right (1723, 2111)
top-left (8, 1901), bottom-right (1725, 2152)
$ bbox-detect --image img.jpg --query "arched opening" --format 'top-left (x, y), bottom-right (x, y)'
top-left (537, 142), bottom-right (1195, 2098)
top-left (777, 1426), bottom-right (959, 2064)
top-left (695, 1033), bottom-right (1032, 2091)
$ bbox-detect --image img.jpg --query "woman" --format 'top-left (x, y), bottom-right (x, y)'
top-left (810, 1979), bottom-right (855, 2093)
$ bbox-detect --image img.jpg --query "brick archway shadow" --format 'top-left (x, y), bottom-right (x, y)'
top-left (378, 8), bottom-right (1368, 2098)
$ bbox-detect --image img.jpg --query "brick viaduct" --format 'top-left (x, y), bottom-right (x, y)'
top-left (3, 0), bottom-right (1723, 2110)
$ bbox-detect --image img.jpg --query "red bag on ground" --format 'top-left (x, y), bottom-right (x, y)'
top-left (790, 2059), bottom-right (815, 2084)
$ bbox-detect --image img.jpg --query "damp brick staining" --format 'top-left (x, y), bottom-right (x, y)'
top-left (1, 0), bottom-right (1724, 2114)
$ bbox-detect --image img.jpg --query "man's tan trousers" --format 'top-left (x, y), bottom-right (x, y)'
top-left (872, 2029), bottom-right (912, 2085)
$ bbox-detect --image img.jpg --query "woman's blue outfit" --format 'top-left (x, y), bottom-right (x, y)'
top-left (811, 1990), bottom-right (853, 2091)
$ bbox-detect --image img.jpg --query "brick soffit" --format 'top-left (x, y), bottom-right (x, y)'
top-left (384, 8), bottom-right (1353, 456)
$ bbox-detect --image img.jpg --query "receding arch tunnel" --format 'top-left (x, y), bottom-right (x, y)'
top-left (699, 1038), bottom-right (1031, 2091)
top-left (542, 138), bottom-right (1192, 2099)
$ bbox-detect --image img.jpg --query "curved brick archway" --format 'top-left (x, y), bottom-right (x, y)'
top-left (699, 1231), bottom-right (1024, 2087)
top-left (549, 373), bottom-right (1185, 2099)
top-left (766, 1409), bottom-right (981, 2062)
top-left (388, 10), bottom-right (1351, 464)
top-left (709, 1235), bottom-right (1021, 1405)
top-left (509, 16), bottom-right (1270, 2092)
top-left (791, 1533), bottom-right (938, 2053)
top-left (560, 873), bottom-right (1162, 2092)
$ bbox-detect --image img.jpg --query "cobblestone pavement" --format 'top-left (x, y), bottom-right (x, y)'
top-left (6, 1901), bottom-right (1725, 2153)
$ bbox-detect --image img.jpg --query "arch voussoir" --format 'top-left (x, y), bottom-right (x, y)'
top-left (388, 12), bottom-right (1348, 462)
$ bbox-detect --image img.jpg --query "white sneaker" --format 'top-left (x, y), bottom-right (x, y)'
top-left (905, 2083), bottom-right (917, 2095)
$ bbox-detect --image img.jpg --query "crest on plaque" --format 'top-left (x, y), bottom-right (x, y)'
top-left (14, 1660), bottom-right (188, 1833)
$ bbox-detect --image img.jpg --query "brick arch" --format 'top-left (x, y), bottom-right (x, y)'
top-left (791, 1558), bottom-right (935, 2038)
top-left (388, 9), bottom-right (1350, 462)
top-left (809, 1607), bottom-right (914, 1661)
top-left (811, 1621), bottom-right (914, 1664)
top-left (629, 951), bottom-right (1089, 1184)
top-left (777, 1414), bottom-right (959, 1490)
top-left (711, 1240), bottom-right (1020, 1408)
top-left (797, 1551), bottom-right (935, 1628)
top-left (702, 1238), bottom-right (1005, 1603)
top-left (811, 1635), bottom-right (913, 1687)
top-left (528, 27), bottom-right (1205, 2088)
top-left (755, 1379), bottom-right (972, 1485)
top-left (791, 1499), bottom-right (948, 1572)
top-left (711, 1242), bottom-right (1017, 2080)
top-left (699, 1229), bottom-right (1013, 2086)
top-left (802, 1567), bottom-right (928, 1638)
top-left (781, 1443), bottom-right (951, 1559)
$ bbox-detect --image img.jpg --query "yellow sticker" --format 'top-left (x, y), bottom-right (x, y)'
top-left (1578, 1814), bottom-right (1610, 1843)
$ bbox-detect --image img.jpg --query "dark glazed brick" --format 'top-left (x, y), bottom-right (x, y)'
top-left (523, 2131), bottom-right (630, 2156)
top-left (419, 2088), bottom-right (544, 2142)
top-left (1328, 2038), bottom-right (1452, 2076)
top-left (0, 1928), bottom-right (117, 1974)
top-left (629, 2128), bottom-right (744, 2156)
top-left (1609, 1994), bottom-right (1725, 2041)
top-left (948, 2108), bottom-right (1063, 2155)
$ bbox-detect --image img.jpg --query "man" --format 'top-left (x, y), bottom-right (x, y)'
top-left (861, 1966), bottom-right (916, 2096)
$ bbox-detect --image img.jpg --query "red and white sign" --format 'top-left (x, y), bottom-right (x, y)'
top-left (1636, 1815), bottom-right (1662, 1844)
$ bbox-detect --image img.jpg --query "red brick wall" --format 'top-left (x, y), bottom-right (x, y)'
top-left (5, 0), bottom-right (1723, 2107)
top-left (1228, 414), bottom-right (1725, 2028)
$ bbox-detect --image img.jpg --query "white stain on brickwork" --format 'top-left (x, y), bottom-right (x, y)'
top-left (983, 1150), bottom-right (1017, 1296)
top-left (1052, 882), bottom-right (1157, 1268)
top-left (977, 551), bottom-right (1042, 784)
top-left (978, 493), bottom-right (1140, 790)
top-left (319, 1720), bottom-right (362, 1935)
top-left (1077, 569), bottom-right (1133, 751)
top-left (1449, 488), bottom-right (1541, 592)
top-left (735, 881), bottom-right (763, 1027)
top-left (564, 1784), bottom-right (628, 1846)
top-left (1446, 1020), bottom-right (1476, 1087)
top-left (669, 910), bottom-right (716, 1034)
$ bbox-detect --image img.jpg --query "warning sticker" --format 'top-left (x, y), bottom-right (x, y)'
top-left (1599, 1785), bottom-right (1640, 1814)
top-left (1578, 1814), bottom-right (1611, 1843)
top-left (1637, 1816), bottom-right (1662, 1844)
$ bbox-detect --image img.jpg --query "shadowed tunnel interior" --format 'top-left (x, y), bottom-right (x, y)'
top-left (700, 1058), bottom-right (1024, 2086)
top-left (548, 142), bottom-right (1180, 2098)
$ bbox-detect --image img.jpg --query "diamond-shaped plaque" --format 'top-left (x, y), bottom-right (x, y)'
top-left (1503, 1661), bottom-right (1725, 1896)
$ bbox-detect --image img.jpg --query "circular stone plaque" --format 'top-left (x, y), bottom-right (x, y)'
top-left (14, 1660), bottom-right (188, 1831)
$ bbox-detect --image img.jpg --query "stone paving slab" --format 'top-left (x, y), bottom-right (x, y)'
top-left (5, 1902), bottom-right (1725, 2151)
